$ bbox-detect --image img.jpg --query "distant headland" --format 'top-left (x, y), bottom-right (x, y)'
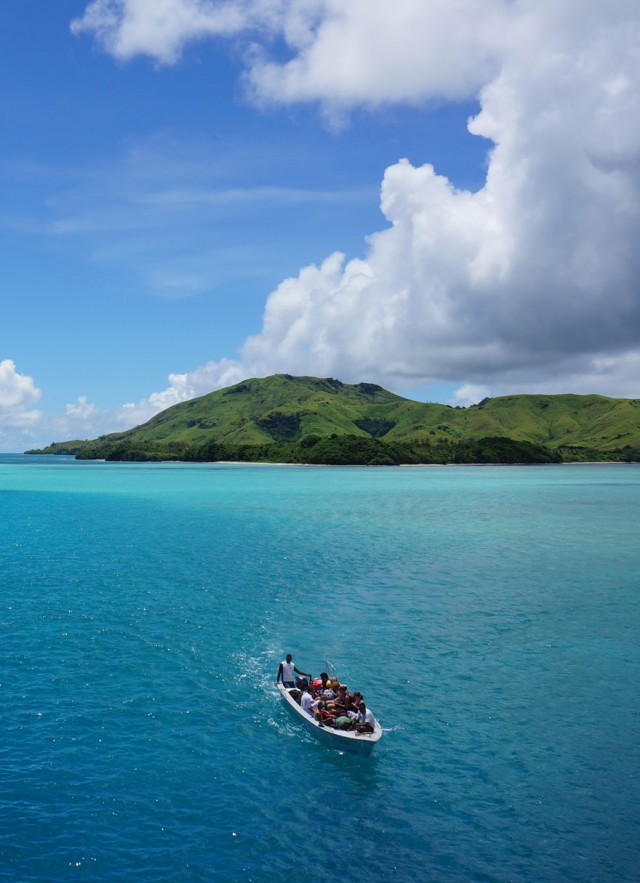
top-left (26, 374), bottom-right (640, 465)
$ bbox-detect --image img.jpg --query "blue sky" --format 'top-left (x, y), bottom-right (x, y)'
top-left (1, 1), bottom-right (639, 450)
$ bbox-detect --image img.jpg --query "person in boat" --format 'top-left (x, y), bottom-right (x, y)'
top-left (313, 700), bottom-right (334, 727)
top-left (355, 700), bottom-right (376, 733)
top-left (300, 684), bottom-right (315, 716)
top-left (338, 691), bottom-right (360, 718)
top-left (321, 684), bottom-right (336, 701)
top-left (276, 654), bottom-right (311, 689)
top-left (344, 699), bottom-right (359, 719)
top-left (310, 672), bottom-right (331, 695)
top-left (331, 684), bottom-right (350, 714)
top-left (331, 713), bottom-right (355, 731)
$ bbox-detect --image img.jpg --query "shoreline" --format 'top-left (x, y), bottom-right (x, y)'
top-left (17, 453), bottom-right (639, 467)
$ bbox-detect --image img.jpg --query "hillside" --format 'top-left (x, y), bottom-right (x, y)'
top-left (26, 374), bottom-right (640, 464)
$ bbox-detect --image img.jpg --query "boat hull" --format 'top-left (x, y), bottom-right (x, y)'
top-left (276, 683), bottom-right (382, 756)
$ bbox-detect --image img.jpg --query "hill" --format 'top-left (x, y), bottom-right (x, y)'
top-left (26, 374), bottom-right (640, 465)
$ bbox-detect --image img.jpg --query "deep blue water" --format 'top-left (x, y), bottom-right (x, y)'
top-left (0, 456), bottom-right (638, 882)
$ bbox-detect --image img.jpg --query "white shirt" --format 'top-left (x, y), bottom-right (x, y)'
top-left (281, 660), bottom-right (295, 682)
top-left (358, 708), bottom-right (376, 728)
top-left (301, 691), bottom-right (313, 715)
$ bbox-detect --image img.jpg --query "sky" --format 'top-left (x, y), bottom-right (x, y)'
top-left (1, 0), bottom-right (639, 451)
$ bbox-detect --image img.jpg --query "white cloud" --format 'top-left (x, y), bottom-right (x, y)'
top-left (451, 384), bottom-right (491, 408)
top-left (110, 359), bottom-right (247, 427)
top-left (46, 396), bottom-right (108, 444)
top-left (67, 0), bottom-right (640, 415)
top-left (0, 359), bottom-right (245, 451)
top-left (0, 377), bottom-right (137, 451)
top-left (0, 359), bottom-right (40, 410)
top-left (64, 396), bottom-right (99, 422)
top-left (72, 0), bottom-right (508, 105)
top-left (245, 0), bottom-right (508, 119)
top-left (494, 352), bottom-right (640, 401)
top-left (237, 0), bottom-right (640, 397)
top-left (0, 360), bottom-right (43, 450)
top-left (70, 0), bottom-right (258, 64)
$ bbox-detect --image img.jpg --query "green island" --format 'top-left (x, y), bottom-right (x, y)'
top-left (26, 374), bottom-right (640, 465)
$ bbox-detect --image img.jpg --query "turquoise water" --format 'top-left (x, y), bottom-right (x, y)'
top-left (0, 455), bottom-right (638, 881)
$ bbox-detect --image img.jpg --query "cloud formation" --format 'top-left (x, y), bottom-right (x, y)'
top-left (0, 360), bottom-right (43, 448)
top-left (245, 0), bottom-right (507, 116)
top-left (0, 359), bottom-right (40, 411)
top-left (71, 0), bottom-right (640, 417)
top-left (71, 0), bottom-right (256, 64)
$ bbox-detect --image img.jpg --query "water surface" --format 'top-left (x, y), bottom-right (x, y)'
top-left (1, 457), bottom-right (638, 881)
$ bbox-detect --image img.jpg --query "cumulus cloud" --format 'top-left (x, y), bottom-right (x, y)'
top-left (0, 359), bottom-right (40, 410)
top-left (245, 0), bottom-right (508, 118)
top-left (72, 0), bottom-right (507, 102)
top-left (70, 0), bottom-right (640, 413)
top-left (0, 358), bottom-right (245, 451)
top-left (0, 370), bottom-right (134, 451)
top-left (46, 396), bottom-right (106, 443)
top-left (70, 0), bottom-right (259, 64)
top-left (64, 396), bottom-right (98, 420)
top-left (0, 360), bottom-right (43, 449)
top-left (108, 359), bottom-right (247, 428)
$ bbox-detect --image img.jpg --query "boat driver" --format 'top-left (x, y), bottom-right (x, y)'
top-left (276, 654), bottom-right (311, 689)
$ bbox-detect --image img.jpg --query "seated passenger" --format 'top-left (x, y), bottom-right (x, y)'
top-left (300, 686), bottom-right (314, 716)
top-left (331, 714), bottom-right (354, 730)
top-left (313, 700), bottom-right (334, 726)
top-left (355, 700), bottom-right (376, 733)
top-left (332, 684), bottom-right (349, 713)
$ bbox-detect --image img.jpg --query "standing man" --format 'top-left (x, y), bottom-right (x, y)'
top-left (276, 654), bottom-right (311, 688)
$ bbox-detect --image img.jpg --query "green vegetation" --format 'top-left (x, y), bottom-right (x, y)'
top-left (27, 374), bottom-right (640, 465)
top-left (24, 440), bottom-right (88, 456)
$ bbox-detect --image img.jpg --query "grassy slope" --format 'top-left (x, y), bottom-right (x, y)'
top-left (450, 395), bottom-right (640, 451)
top-left (92, 375), bottom-right (410, 447)
top-left (31, 375), bottom-right (640, 457)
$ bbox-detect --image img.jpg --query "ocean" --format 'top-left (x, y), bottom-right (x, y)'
top-left (0, 455), bottom-right (638, 882)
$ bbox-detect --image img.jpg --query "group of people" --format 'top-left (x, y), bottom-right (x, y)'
top-left (276, 655), bottom-right (377, 734)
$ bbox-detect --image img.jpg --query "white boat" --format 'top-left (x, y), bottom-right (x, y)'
top-left (276, 681), bottom-right (383, 756)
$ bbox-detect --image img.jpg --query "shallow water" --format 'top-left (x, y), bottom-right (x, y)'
top-left (0, 456), bottom-right (638, 881)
